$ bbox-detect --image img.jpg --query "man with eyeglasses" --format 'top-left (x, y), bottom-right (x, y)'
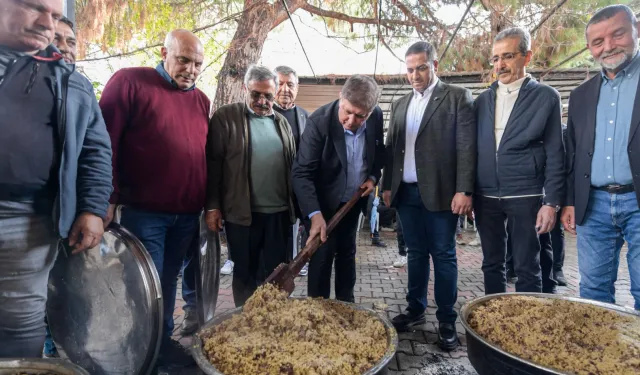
top-left (100, 29), bottom-right (210, 367)
top-left (292, 75), bottom-right (385, 303)
top-left (381, 41), bottom-right (475, 351)
top-left (563, 5), bottom-right (640, 310)
top-left (206, 64), bottom-right (297, 307)
top-left (474, 27), bottom-right (564, 296)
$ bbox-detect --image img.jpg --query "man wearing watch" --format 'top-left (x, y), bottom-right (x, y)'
top-left (382, 41), bottom-right (476, 350)
top-left (474, 27), bottom-right (564, 295)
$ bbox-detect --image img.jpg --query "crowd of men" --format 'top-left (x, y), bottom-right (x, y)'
top-left (1, 0), bottom-right (639, 370)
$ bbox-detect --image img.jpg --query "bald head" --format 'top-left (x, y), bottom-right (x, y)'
top-left (161, 29), bottom-right (204, 90)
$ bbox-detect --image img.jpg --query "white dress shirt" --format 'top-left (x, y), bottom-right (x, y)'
top-left (403, 78), bottom-right (439, 183)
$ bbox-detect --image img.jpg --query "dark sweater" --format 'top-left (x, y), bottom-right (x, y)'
top-left (100, 67), bottom-right (210, 214)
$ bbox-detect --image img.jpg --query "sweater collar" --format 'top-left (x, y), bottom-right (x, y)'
top-left (155, 62), bottom-right (196, 91)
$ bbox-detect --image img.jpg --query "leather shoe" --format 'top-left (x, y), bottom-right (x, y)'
top-left (180, 308), bottom-right (199, 336)
top-left (391, 310), bottom-right (425, 332)
top-left (554, 269), bottom-right (567, 286)
top-left (437, 323), bottom-right (459, 351)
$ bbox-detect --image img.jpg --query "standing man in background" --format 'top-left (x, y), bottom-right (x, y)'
top-left (101, 29), bottom-right (210, 367)
top-left (382, 41), bottom-right (476, 351)
top-left (273, 65), bottom-right (310, 275)
top-left (53, 16), bottom-right (76, 64)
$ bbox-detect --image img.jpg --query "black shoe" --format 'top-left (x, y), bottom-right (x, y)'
top-left (507, 276), bottom-right (518, 284)
top-left (437, 323), bottom-right (459, 351)
top-left (391, 310), bottom-right (425, 332)
top-left (180, 308), bottom-right (199, 336)
top-left (554, 270), bottom-right (567, 286)
top-left (158, 339), bottom-right (195, 367)
top-left (371, 240), bottom-right (387, 248)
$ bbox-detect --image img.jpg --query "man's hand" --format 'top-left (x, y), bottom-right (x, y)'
top-left (383, 190), bottom-right (391, 207)
top-left (451, 193), bottom-right (472, 215)
top-left (307, 214), bottom-right (327, 245)
top-left (536, 205), bottom-right (557, 234)
top-left (68, 213), bottom-right (104, 254)
top-left (206, 209), bottom-right (224, 232)
top-left (360, 179), bottom-right (375, 197)
top-left (104, 204), bottom-right (116, 229)
top-left (561, 206), bottom-right (576, 235)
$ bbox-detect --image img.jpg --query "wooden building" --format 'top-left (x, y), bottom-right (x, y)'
top-left (296, 68), bottom-right (599, 127)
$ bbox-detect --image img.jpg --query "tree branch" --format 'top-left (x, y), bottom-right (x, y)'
top-left (440, 0), bottom-right (475, 61)
top-left (531, 0), bottom-right (568, 34)
top-left (380, 34), bottom-right (404, 63)
top-left (393, 1), bottom-right (431, 39)
top-left (301, 3), bottom-right (426, 27)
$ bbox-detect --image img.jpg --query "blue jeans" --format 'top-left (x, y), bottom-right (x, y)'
top-left (181, 241), bottom-right (197, 312)
top-left (120, 207), bottom-right (199, 341)
top-left (577, 189), bottom-right (640, 310)
top-left (396, 184), bottom-right (458, 323)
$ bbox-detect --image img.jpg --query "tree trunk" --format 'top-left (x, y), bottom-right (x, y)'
top-left (212, 0), bottom-right (278, 110)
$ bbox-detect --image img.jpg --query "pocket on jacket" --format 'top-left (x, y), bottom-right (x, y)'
top-left (499, 151), bottom-right (537, 179)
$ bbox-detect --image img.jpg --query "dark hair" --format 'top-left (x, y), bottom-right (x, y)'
top-left (341, 75), bottom-right (379, 112)
top-left (587, 5), bottom-right (637, 33)
top-left (59, 16), bottom-right (74, 31)
top-left (404, 41), bottom-right (436, 63)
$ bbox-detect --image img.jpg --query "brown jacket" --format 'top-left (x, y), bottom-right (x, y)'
top-left (205, 102), bottom-right (296, 226)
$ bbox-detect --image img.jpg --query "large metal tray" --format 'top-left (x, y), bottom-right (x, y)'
top-left (192, 300), bottom-right (398, 375)
top-left (0, 359), bottom-right (89, 375)
top-left (46, 223), bottom-right (163, 375)
top-left (460, 292), bottom-right (640, 375)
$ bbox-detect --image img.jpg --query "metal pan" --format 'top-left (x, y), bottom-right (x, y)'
top-left (191, 300), bottom-right (398, 375)
top-left (0, 359), bottom-right (89, 375)
top-left (46, 223), bottom-right (163, 375)
top-left (460, 292), bottom-right (640, 375)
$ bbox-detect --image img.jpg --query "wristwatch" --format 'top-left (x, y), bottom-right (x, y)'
top-left (462, 192), bottom-right (473, 196)
top-left (543, 202), bottom-right (561, 212)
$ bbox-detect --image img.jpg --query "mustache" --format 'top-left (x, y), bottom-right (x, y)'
top-left (253, 103), bottom-right (270, 109)
top-left (601, 48), bottom-right (625, 59)
top-left (497, 69), bottom-right (511, 75)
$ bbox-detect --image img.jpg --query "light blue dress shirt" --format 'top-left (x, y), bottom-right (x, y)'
top-left (308, 122), bottom-right (372, 218)
top-left (591, 52), bottom-right (640, 187)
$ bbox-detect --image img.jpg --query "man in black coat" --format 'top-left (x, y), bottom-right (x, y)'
top-left (273, 65), bottom-right (310, 274)
top-left (292, 75), bottom-right (385, 303)
top-left (382, 41), bottom-right (476, 350)
top-left (562, 5), bottom-right (640, 310)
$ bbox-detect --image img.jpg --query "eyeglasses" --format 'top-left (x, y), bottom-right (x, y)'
top-left (250, 91), bottom-right (275, 102)
top-left (489, 52), bottom-right (524, 66)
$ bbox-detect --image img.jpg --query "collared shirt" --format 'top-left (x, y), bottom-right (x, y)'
top-left (495, 75), bottom-right (529, 149)
top-left (155, 62), bottom-right (196, 91)
top-left (591, 52), bottom-right (640, 187)
top-left (341, 122), bottom-right (369, 202)
top-left (403, 77), bottom-right (438, 183)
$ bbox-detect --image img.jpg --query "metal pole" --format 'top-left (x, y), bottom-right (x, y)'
top-left (65, 0), bottom-right (76, 26)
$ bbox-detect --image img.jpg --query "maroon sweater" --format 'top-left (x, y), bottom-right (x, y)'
top-left (100, 67), bottom-right (210, 214)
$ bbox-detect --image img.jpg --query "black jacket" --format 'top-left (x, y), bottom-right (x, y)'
top-left (566, 74), bottom-right (640, 224)
top-left (274, 105), bottom-right (309, 151)
top-left (382, 80), bottom-right (476, 211)
top-left (474, 77), bottom-right (564, 205)
top-left (292, 100), bottom-right (385, 218)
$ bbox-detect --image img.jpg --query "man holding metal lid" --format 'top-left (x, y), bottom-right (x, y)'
top-left (0, 0), bottom-right (112, 357)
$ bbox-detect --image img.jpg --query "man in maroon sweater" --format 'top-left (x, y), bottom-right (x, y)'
top-left (100, 29), bottom-right (210, 368)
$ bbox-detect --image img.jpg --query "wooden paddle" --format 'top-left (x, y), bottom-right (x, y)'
top-left (265, 187), bottom-right (366, 296)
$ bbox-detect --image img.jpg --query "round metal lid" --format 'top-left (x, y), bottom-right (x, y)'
top-left (47, 223), bottom-right (163, 375)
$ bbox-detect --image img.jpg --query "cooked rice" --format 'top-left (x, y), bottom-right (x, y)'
top-left (468, 296), bottom-right (640, 375)
top-left (202, 284), bottom-right (388, 375)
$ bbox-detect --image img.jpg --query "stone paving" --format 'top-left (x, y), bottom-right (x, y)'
top-left (171, 227), bottom-right (634, 374)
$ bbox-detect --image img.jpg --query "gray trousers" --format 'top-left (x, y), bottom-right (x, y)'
top-left (0, 201), bottom-right (59, 357)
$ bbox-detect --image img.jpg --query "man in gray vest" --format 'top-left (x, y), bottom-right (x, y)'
top-left (0, 0), bottom-right (113, 357)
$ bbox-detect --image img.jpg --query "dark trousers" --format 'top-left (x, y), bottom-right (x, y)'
top-left (505, 222), bottom-right (556, 292)
top-left (396, 183), bottom-right (458, 323)
top-left (181, 236), bottom-right (198, 311)
top-left (225, 211), bottom-right (289, 307)
top-left (308, 202), bottom-right (362, 302)
top-left (396, 212), bottom-right (406, 256)
top-left (120, 207), bottom-right (199, 342)
top-left (475, 196), bottom-right (554, 294)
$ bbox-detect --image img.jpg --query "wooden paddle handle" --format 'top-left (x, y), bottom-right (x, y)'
top-left (288, 187), bottom-right (366, 271)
